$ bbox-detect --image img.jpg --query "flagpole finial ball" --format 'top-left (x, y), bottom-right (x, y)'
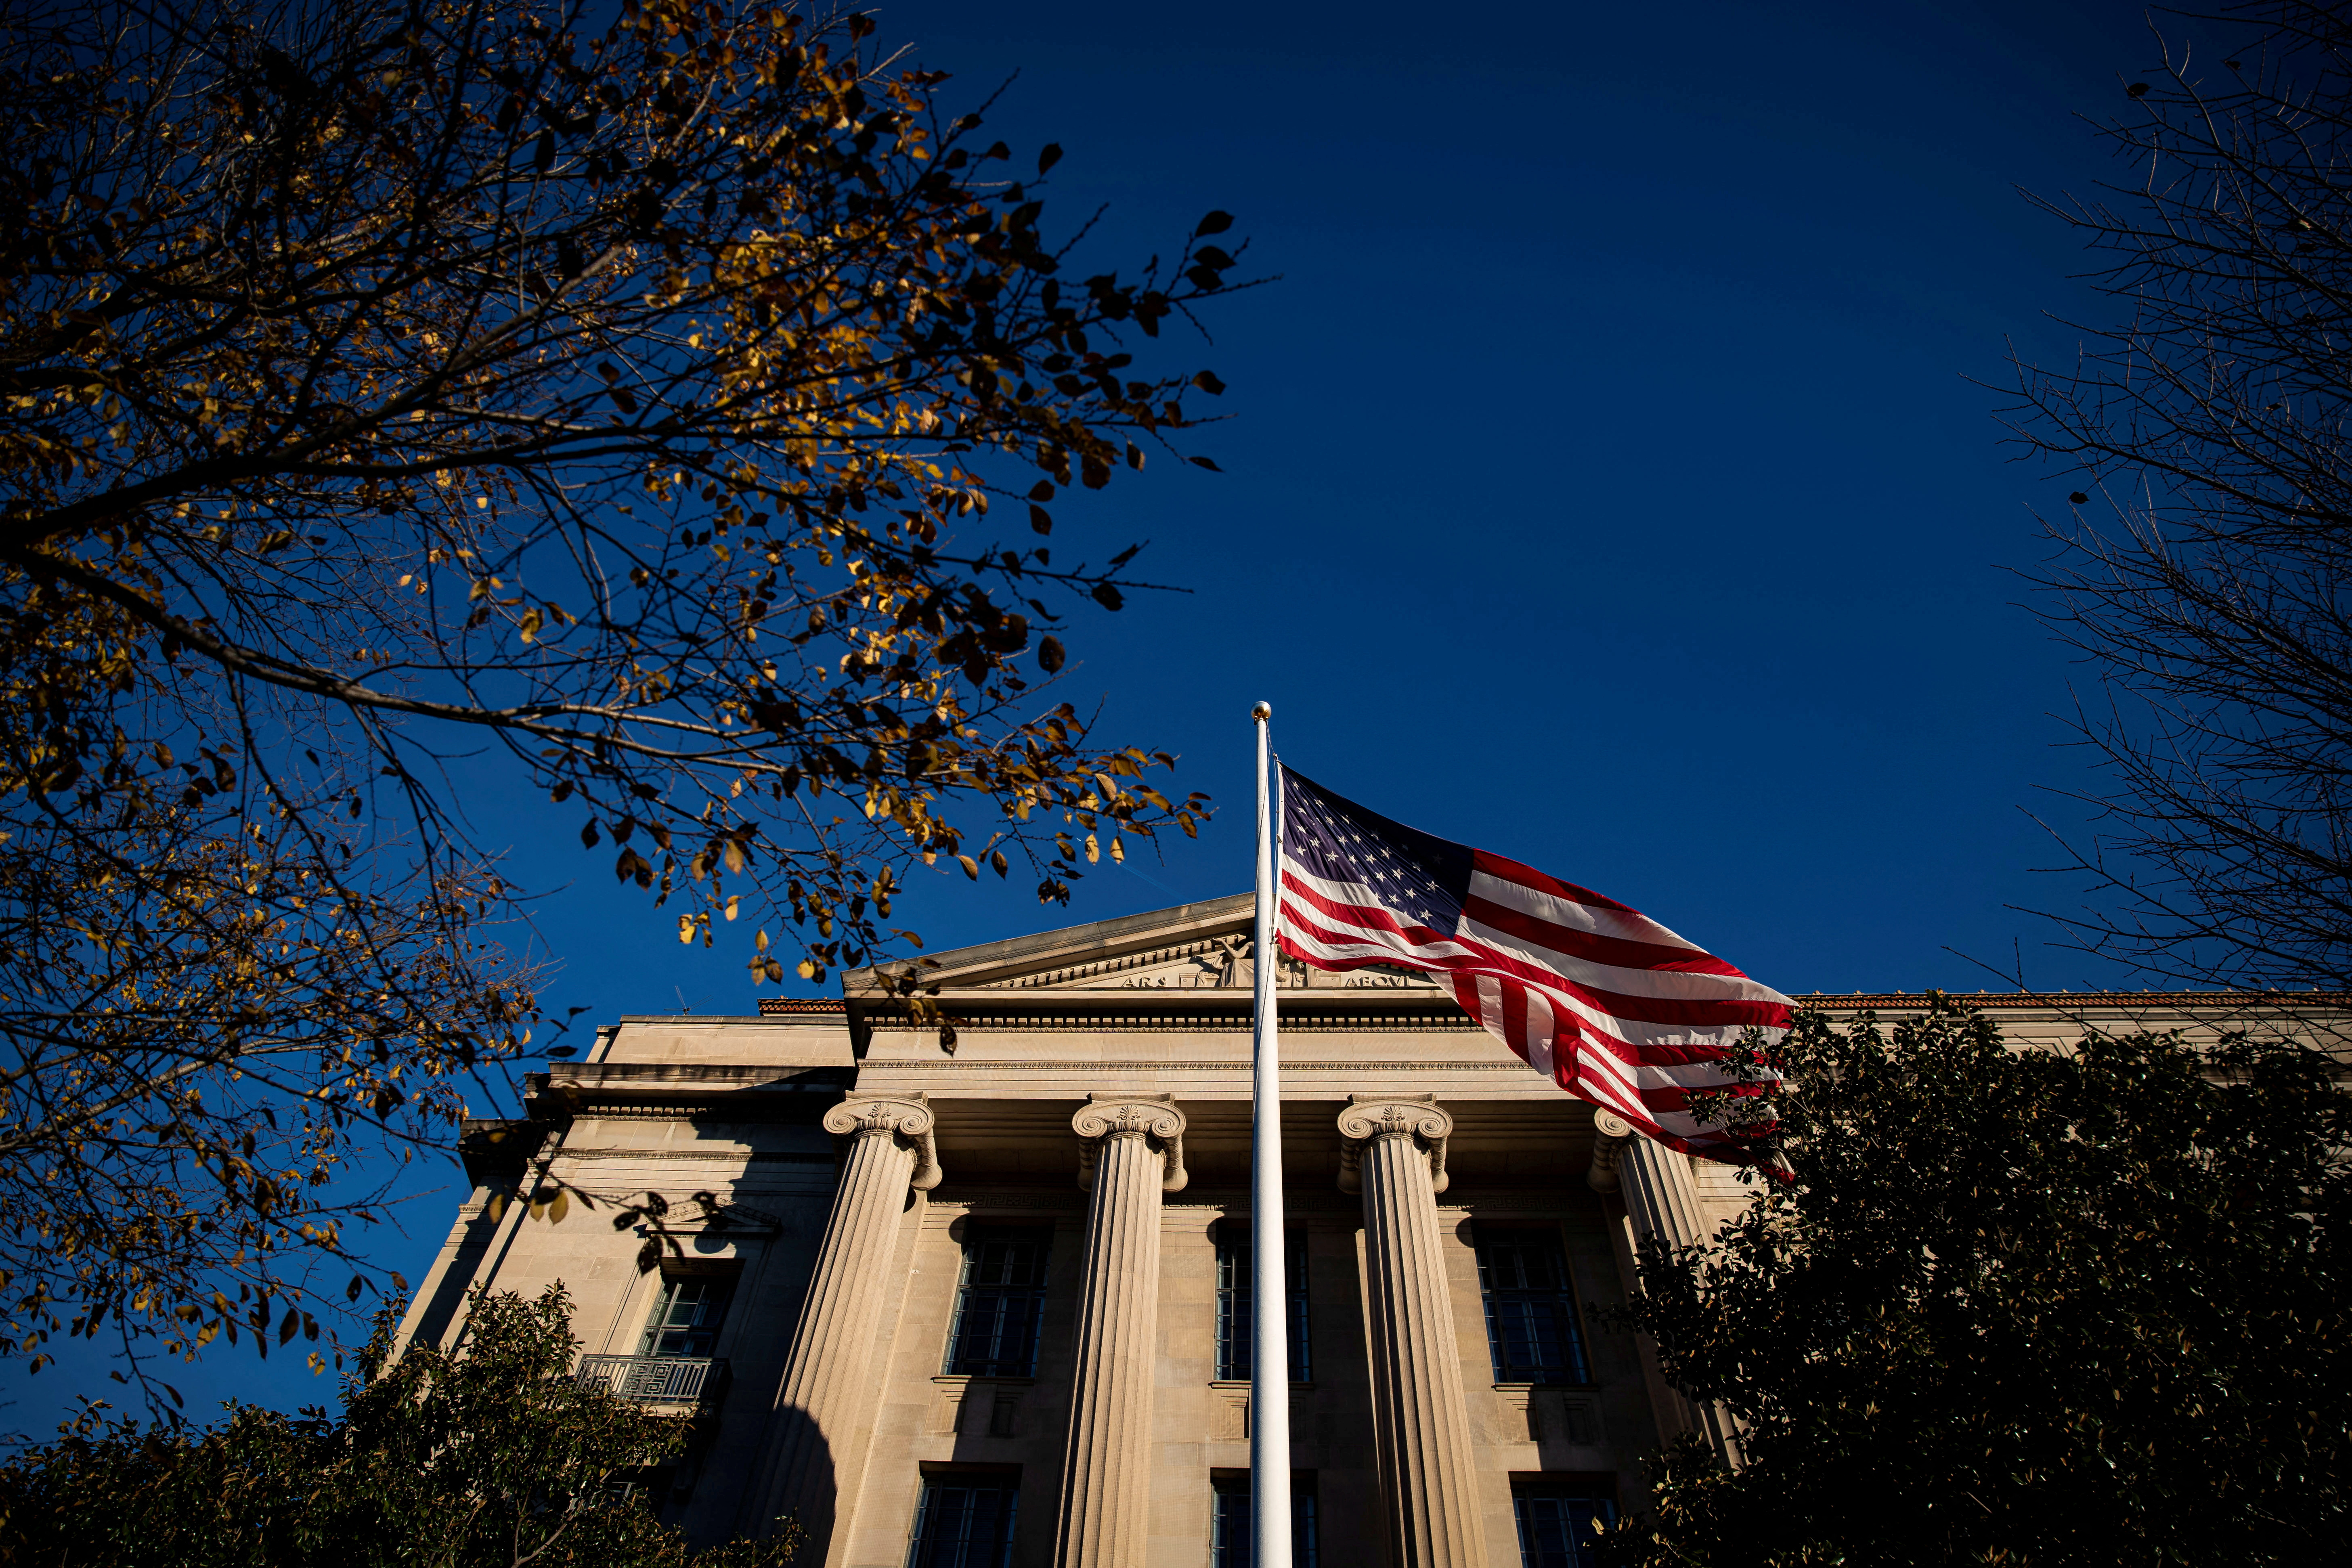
top-left (1251, 702), bottom-right (1272, 723)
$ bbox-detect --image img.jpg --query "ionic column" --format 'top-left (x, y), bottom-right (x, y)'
top-left (742, 1093), bottom-right (941, 1559)
top-left (1588, 1111), bottom-right (1707, 1249)
top-left (1338, 1096), bottom-right (1486, 1568)
top-left (1056, 1095), bottom-right (1187, 1568)
top-left (1587, 1111), bottom-right (1742, 1465)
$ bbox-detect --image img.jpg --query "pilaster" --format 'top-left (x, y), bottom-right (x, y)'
top-left (1338, 1095), bottom-right (1486, 1568)
top-left (1055, 1095), bottom-right (1186, 1568)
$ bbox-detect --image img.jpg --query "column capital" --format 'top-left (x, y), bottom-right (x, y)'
top-left (1336, 1094), bottom-right (1451, 1195)
top-left (1072, 1094), bottom-right (1187, 1193)
top-left (1585, 1109), bottom-right (1635, 1193)
top-left (823, 1092), bottom-right (942, 1190)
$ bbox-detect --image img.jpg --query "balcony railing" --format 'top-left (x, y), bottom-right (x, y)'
top-left (574, 1354), bottom-right (727, 1404)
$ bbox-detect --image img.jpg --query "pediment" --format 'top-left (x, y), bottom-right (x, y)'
top-left (843, 892), bottom-right (1445, 996)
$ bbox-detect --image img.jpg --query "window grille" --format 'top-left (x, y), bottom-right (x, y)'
top-left (944, 1226), bottom-right (1050, 1378)
top-left (1476, 1228), bottom-right (1589, 1384)
top-left (1510, 1476), bottom-right (1616, 1568)
top-left (1214, 1226), bottom-right (1310, 1383)
top-left (1209, 1470), bottom-right (1319, 1568)
top-left (906, 1474), bottom-right (1019, 1568)
top-left (637, 1274), bottom-right (733, 1359)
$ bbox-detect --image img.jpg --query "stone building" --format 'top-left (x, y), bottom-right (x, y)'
top-left (393, 892), bottom-right (2350, 1568)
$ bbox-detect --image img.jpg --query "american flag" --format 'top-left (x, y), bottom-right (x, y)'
top-left (1274, 763), bottom-right (1791, 1164)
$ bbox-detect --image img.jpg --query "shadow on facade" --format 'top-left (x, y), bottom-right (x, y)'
top-left (734, 1404), bottom-right (839, 1557)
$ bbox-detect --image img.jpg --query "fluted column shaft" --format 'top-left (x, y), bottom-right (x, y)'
top-left (743, 1095), bottom-right (939, 1559)
top-left (1615, 1132), bottom-right (1708, 1251)
top-left (1342, 1098), bottom-right (1486, 1568)
top-left (1057, 1097), bottom-right (1185, 1568)
top-left (1587, 1111), bottom-right (1743, 1465)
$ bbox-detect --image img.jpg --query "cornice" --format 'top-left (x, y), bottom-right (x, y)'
top-left (844, 893), bottom-right (1256, 992)
top-left (861, 1004), bottom-right (1481, 1033)
top-left (750, 987), bottom-right (2352, 1019)
top-left (1796, 990), bottom-right (2352, 1012)
top-left (853, 1058), bottom-right (1530, 1072)
top-left (533, 1062), bottom-right (852, 1126)
top-left (552, 1063), bottom-right (854, 1088)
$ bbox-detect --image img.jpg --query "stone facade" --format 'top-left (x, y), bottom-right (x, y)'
top-left (394, 892), bottom-right (2352, 1568)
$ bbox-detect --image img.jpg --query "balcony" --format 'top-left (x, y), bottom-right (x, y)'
top-left (574, 1354), bottom-right (728, 1405)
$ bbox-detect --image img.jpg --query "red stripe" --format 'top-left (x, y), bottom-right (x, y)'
top-left (1279, 872), bottom-right (1462, 954)
top-left (1497, 976), bottom-right (1532, 1062)
top-left (1294, 884), bottom-right (1787, 1034)
top-left (1472, 848), bottom-right (1643, 916)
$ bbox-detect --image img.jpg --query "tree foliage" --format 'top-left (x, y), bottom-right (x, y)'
top-left (1607, 1002), bottom-right (2352, 1566)
top-left (0, 0), bottom-right (1237, 1374)
top-left (0, 1283), bottom-right (800, 1567)
top-left (2010, 2), bottom-right (2352, 990)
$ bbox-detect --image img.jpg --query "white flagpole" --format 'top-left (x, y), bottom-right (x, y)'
top-left (1249, 701), bottom-right (1291, 1568)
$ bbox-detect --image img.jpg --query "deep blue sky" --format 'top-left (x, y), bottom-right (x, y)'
top-left (6, 0), bottom-right (2209, 1436)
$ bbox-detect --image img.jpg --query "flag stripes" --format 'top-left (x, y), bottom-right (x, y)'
top-left (1273, 765), bottom-right (1788, 1163)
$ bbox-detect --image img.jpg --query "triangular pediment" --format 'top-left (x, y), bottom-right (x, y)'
top-left (843, 892), bottom-right (1445, 996)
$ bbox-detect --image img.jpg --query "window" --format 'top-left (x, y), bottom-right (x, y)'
top-left (907, 1471), bottom-right (1019, 1568)
top-left (1210, 1470), bottom-right (1319, 1568)
top-left (638, 1273), bottom-right (733, 1358)
top-left (1510, 1476), bottom-right (1616, 1568)
top-left (944, 1226), bottom-right (1050, 1377)
top-left (1476, 1228), bottom-right (1589, 1384)
top-left (1214, 1226), bottom-right (1310, 1383)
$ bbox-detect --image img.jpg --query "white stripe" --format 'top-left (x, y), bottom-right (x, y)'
top-left (1469, 869), bottom-right (1704, 952)
top-left (1280, 862), bottom-right (1465, 937)
top-left (1473, 974), bottom-right (1505, 1038)
top-left (1522, 986), bottom-right (1555, 1082)
top-left (1279, 916), bottom-right (1477, 979)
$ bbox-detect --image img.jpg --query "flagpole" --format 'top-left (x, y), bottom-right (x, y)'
top-left (1249, 701), bottom-right (1291, 1568)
